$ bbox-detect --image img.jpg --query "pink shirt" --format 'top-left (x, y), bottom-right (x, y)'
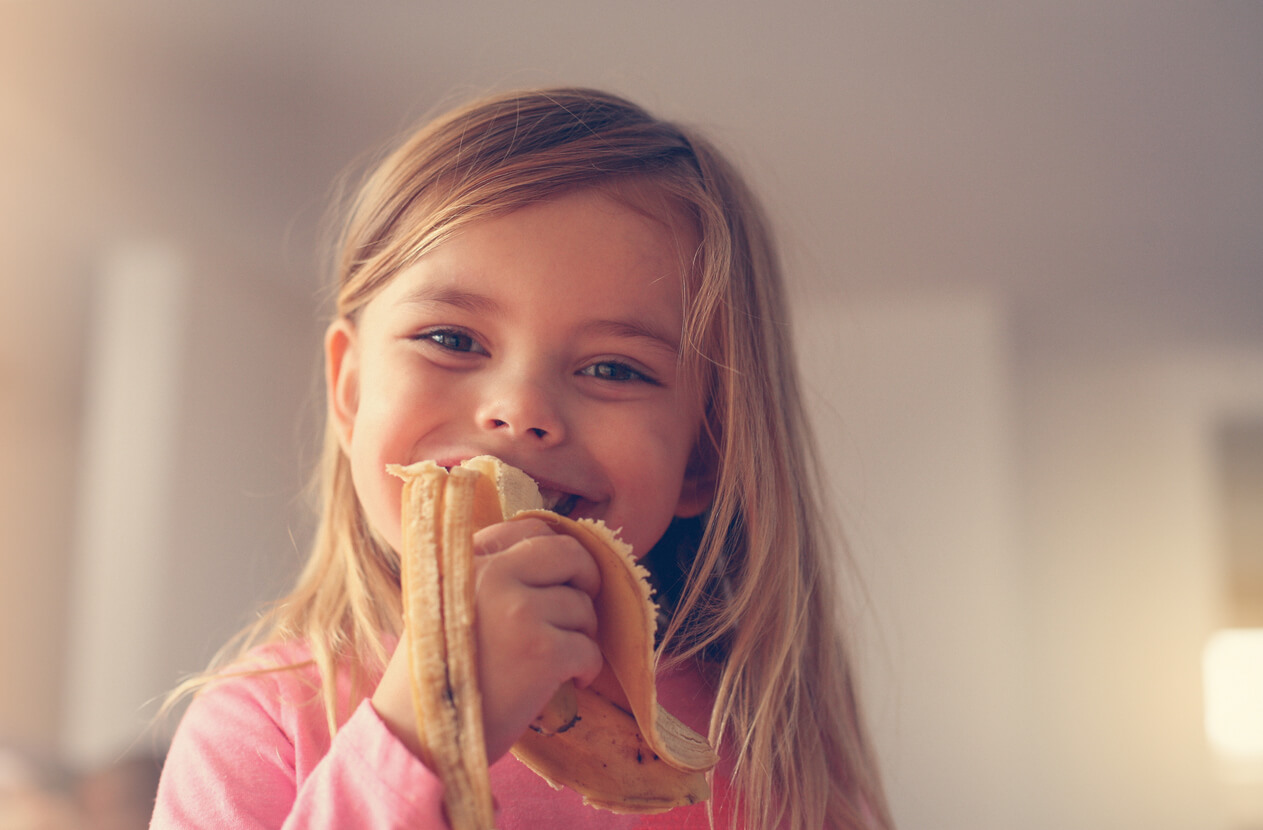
top-left (150, 642), bottom-right (736, 828)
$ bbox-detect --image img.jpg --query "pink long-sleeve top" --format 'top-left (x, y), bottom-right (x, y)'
top-left (150, 641), bottom-right (736, 829)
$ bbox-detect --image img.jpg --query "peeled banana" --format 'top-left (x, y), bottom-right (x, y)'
top-left (388, 456), bottom-right (717, 821)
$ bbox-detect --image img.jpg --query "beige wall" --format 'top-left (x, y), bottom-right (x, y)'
top-left (799, 293), bottom-right (1028, 828)
top-left (1019, 350), bottom-right (1263, 829)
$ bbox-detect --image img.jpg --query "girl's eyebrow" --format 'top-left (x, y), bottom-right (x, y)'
top-left (399, 285), bottom-right (502, 315)
top-left (400, 283), bottom-right (679, 355)
top-left (582, 318), bottom-right (681, 356)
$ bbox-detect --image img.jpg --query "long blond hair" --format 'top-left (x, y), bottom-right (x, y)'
top-left (193, 88), bottom-right (893, 830)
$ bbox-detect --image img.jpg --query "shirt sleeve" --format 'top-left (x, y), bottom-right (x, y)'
top-left (150, 673), bottom-right (448, 829)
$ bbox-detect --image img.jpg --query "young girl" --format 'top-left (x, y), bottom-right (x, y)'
top-left (151, 87), bottom-right (894, 830)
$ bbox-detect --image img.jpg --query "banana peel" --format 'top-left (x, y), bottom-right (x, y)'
top-left (388, 456), bottom-right (717, 821)
top-left (394, 461), bottom-right (496, 829)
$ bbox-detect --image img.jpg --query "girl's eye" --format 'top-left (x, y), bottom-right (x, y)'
top-left (580, 361), bottom-right (656, 384)
top-left (420, 328), bottom-right (485, 354)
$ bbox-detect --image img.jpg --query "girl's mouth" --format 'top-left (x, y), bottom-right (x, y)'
top-left (432, 456), bottom-right (585, 518)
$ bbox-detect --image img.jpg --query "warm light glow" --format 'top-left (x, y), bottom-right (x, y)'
top-left (1204, 628), bottom-right (1263, 759)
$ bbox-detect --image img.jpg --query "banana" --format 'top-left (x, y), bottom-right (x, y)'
top-left (528, 679), bottom-right (579, 736)
top-left (389, 456), bottom-right (717, 820)
top-left (511, 679), bottom-right (710, 812)
top-left (394, 461), bottom-right (497, 829)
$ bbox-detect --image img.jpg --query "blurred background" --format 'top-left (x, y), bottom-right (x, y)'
top-left (2, 1), bottom-right (1262, 828)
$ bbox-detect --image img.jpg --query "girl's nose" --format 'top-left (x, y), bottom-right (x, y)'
top-left (475, 374), bottom-right (566, 446)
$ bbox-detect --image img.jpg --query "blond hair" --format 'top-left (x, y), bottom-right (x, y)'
top-left (189, 88), bottom-right (893, 830)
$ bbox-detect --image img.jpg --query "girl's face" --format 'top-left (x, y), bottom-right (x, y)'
top-left (326, 188), bottom-right (712, 559)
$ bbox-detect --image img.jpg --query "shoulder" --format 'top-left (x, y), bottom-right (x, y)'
top-left (155, 640), bottom-right (432, 827)
top-left (226, 639), bottom-right (319, 676)
top-left (162, 640), bottom-right (353, 798)
top-left (176, 640), bottom-right (324, 744)
top-left (191, 641), bottom-right (323, 719)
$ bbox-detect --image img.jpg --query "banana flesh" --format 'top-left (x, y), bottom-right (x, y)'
top-left (389, 456), bottom-right (717, 820)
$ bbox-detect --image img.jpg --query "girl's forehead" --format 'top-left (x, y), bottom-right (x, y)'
top-left (343, 177), bottom-right (702, 315)
top-left (593, 179), bottom-right (700, 246)
top-left (373, 189), bottom-right (691, 319)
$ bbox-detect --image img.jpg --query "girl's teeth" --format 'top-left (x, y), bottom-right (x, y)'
top-left (538, 487), bottom-right (579, 517)
top-left (541, 492), bottom-right (578, 517)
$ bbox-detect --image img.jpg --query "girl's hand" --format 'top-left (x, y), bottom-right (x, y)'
top-left (371, 517), bottom-right (603, 765)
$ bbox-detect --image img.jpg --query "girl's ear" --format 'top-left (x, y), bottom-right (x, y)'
top-left (325, 318), bottom-right (360, 454)
top-left (674, 439), bottom-right (717, 518)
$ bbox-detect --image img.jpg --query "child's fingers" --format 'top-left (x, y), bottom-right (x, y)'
top-left (472, 516), bottom-right (549, 554)
top-left (530, 584), bottom-right (599, 640)
top-left (474, 519), bottom-right (601, 598)
top-left (476, 560), bottom-right (599, 647)
top-left (473, 577), bottom-right (603, 760)
top-left (480, 625), bottom-right (603, 762)
top-left (466, 517), bottom-right (610, 761)
top-left (554, 628), bottom-right (604, 689)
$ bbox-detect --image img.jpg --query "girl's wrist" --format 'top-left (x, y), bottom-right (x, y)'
top-left (370, 691), bottom-right (426, 759)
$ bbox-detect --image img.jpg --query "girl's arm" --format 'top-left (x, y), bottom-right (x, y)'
top-left (151, 667), bottom-right (448, 829)
top-left (152, 518), bottom-right (600, 829)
